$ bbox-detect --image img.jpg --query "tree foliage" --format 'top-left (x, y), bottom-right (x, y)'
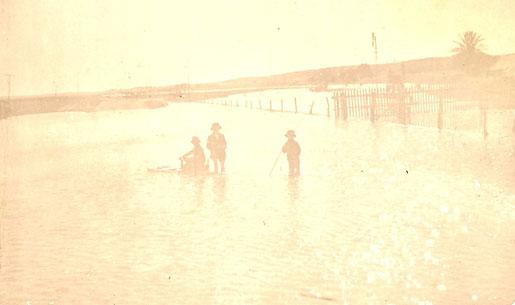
top-left (452, 31), bottom-right (494, 75)
top-left (452, 31), bottom-right (485, 56)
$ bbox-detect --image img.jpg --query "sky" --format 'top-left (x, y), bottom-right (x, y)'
top-left (1, 0), bottom-right (515, 96)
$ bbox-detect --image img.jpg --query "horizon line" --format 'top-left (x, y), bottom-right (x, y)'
top-left (3, 52), bottom-right (515, 100)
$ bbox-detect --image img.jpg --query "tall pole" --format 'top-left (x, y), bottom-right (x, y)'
top-left (371, 32), bottom-right (378, 64)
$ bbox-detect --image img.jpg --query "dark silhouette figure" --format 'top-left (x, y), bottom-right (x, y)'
top-left (207, 122), bottom-right (227, 174)
top-left (282, 130), bottom-right (301, 177)
top-left (180, 136), bottom-right (207, 175)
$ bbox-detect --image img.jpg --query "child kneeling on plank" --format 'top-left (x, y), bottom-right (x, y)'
top-left (180, 136), bottom-right (208, 175)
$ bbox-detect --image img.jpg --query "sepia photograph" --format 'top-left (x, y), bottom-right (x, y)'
top-left (1, 0), bottom-right (514, 304)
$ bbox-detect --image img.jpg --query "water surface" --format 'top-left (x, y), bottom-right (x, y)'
top-left (1, 103), bottom-right (514, 305)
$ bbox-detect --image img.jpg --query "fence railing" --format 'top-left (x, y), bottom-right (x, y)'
top-left (206, 84), bottom-right (498, 137)
top-left (333, 85), bottom-right (482, 128)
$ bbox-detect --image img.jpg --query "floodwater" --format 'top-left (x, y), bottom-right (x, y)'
top-left (0, 102), bottom-right (514, 305)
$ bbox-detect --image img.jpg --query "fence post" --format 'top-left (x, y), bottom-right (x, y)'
top-left (309, 101), bottom-right (315, 114)
top-left (294, 98), bottom-right (298, 113)
top-left (269, 99), bottom-right (272, 112)
top-left (333, 92), bottom-right (339, 119)
top-left (400, 88), bottom-right (407, 124)
top-left (357, 88), bottom-right (362, 118)
top-left (481, 101), bottom-right (488, 139)
top-left (326, 97), bottom-right (330, 117)
top-left (281, 99), bottom-right (284, 112)
top-left (348, 89), bottom-right (353, 118)
top-left (370, 92), bottom-right (376, 123)
top-left (337, 92), bottom-right (342, 119)
top-left (407, 94), bottom-right (412, 125)
top-left (342, 91), bottom-right (348, 120)
top-left (437, 91), bottom-right (443, 129)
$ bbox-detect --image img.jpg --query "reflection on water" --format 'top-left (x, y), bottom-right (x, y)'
top-left (212, 176), bottom-right (227, 205)
top-left (287, 177), bottom-right (300, 203)
top-left (0, 103), bottom-right (514, 305)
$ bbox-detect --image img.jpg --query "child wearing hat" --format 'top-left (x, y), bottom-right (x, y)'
top-left (207, 122), bottom-right (227, 174)
top-left (282, 130), bottom-right (301, 177)
top-left (180, 136), bottom-right (207, 175)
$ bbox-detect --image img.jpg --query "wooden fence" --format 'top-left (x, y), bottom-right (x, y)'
top-left (335, 85), bottom-right (471, 120)
top-left (207, 84), bottom-right (490, 137)
top-left (333, 85), bottom-right (492, 137)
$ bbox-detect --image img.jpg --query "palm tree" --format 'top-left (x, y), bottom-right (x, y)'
top-left (452, 31), bottom-right (492, 75)
top-left (452, 31), bottom-right (485, 57)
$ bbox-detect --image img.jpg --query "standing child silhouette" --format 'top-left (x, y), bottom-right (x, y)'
top-left (282, 130), bottom-right (301, 177)
top-left (207, 122), bottom-right (227, 174)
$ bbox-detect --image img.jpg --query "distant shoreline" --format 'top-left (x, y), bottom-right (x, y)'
top-left (2, 52), bottom-right (515, 119)
top-left (1, 81), bottom-right (514, 120)
top-left (0, 88), bottom-right (266, 119)
top-left (0, 95), bottom-right (169, 119)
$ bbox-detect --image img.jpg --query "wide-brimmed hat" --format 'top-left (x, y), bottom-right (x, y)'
top-left (191, 136), bottom-right (200, 144)
top-left (211, 122), bottom-right (222, 130)
top-left (285, 130), bottom-right (296, 137)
